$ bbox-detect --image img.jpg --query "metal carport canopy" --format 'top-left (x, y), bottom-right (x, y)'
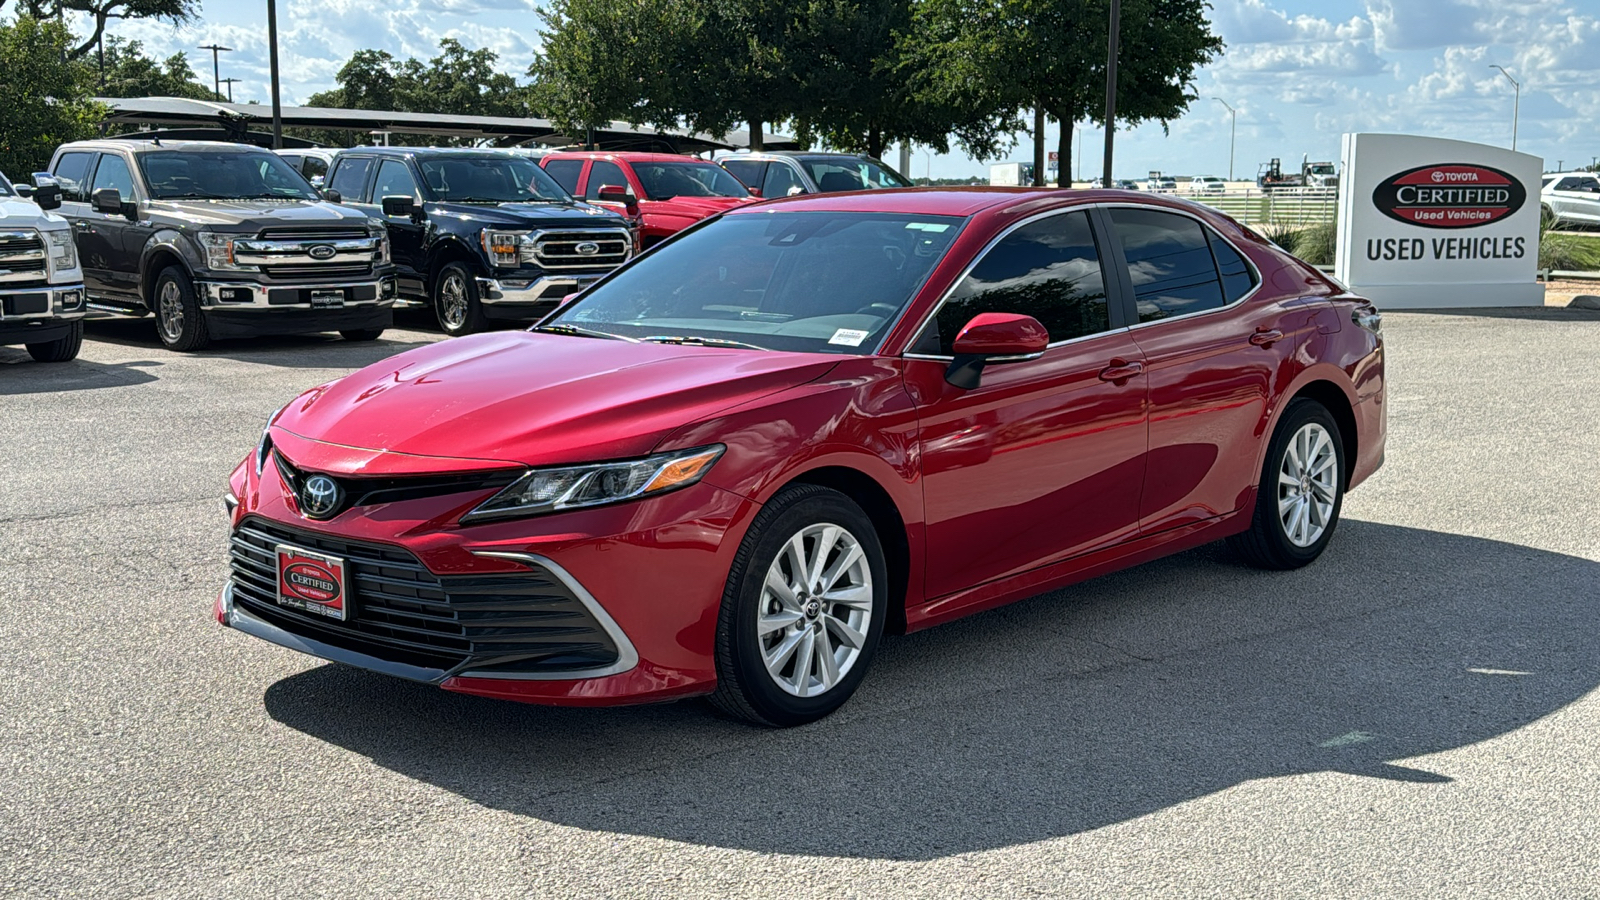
top-left (94, 96), bottom-right (800, 153)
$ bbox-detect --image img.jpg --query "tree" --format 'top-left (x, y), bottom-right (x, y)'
top-left (0, 0), bottom-right (201, 60)
top-left (98, 35), bottom-right (220, 100)
top-left (907, 0), bottom-right (1222, 183)
top-left (0, 15), bottom-right (104, 175)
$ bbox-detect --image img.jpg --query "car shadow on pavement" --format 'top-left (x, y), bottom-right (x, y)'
top-left (82, 317), bottom-right (440, 367)
top-left (263, 521), bottom-right (1600, 860)
top-left (0, 349), bottom-right (160, 392)
top-left (1398, 306), bottom-right (1600, 321)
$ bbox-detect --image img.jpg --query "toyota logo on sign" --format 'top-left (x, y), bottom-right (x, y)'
top-left (300, 474), bottom-right (343, 519)
top-left (575, 241), bottom-right (601, 256)
top-left (308, 245), bottom-right (337, 260)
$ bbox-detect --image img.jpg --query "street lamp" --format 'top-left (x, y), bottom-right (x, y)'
top-left (219, 77), bottom-right (241, 103)
top-left (1489, 65), bottom-right (1520, 152)
top-left (267, 0), bottom-right (283, 148)
top-left (1212, 97), bottom-right (1236, 181)
top-left (198, 43), bottom-right (232, 99)
top-left (1101, 0), bottom-right (1121, 188)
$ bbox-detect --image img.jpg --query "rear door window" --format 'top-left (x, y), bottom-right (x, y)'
top-left (327, 156), bottom-right (374, 202)
top-left (303, 156), bottom-right (329, 182)
top-left (914, 210), bottom-right (1110, 355)
top-left (762, 162), bottom-right (805, 198)
top-left (51, 151), bottom-right (96, 202)
top-left (542, 159), bottom-right (583, 195)
top-left (1207, 230), bottom-right (1258, 302)
top-left (1109, 208), bottom-right (1228, 322)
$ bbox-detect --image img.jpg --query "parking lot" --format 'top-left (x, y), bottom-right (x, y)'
top-left (4, 307), bottom-right (1599, 898)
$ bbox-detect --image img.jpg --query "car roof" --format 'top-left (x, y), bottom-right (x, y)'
top-left (544, 151), bottom-right (718, 164)
top-left (59, 139), bottom-right (271, 155)
top-left (338, 147), bottom-right (528, 159)
top-left (723, 186), bottom-right (1164, 218)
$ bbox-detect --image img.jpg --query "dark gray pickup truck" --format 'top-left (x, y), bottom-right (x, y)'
top-left (44, 140), bottom-right (397, 351)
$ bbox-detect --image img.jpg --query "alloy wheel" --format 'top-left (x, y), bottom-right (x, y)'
top-left (757, 522), bottom-right (873, 698)
top-left (1277, 422), bottom-right (1338, 547)
top-left (157, 281), bottom-right (185, 343)
top-left (439, 273), bottom-right (468, 330)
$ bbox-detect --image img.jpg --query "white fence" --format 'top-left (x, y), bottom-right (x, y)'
top-left (1182, 188), bottom-right (1339, 228)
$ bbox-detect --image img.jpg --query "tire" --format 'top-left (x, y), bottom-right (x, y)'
top-left (1229, 398), bottom-right (1345, 570)
top-left (340, 328), bottom-right (384, 342)
top-left (433, 262), bottom-right (487, 337)
top-left (152, 265), bottom-right (210, 351)
top-left (709, 484), bottom-right (888, 727)
top-left (25, 320), bottom-right (84, 362)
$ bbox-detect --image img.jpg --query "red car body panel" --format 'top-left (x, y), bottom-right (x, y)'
top-left (219, 187), bottom-right (1386, 707)
top-left (539, 151), bottom-right (755, 246)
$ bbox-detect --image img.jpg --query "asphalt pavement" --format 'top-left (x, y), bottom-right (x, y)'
top-left (3, 307), bottom-right (1599, 898)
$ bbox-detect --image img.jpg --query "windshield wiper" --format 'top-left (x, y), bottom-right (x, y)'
top-left (641, 335), bottom-right (768, 351)
top-left (532, 323), bottom-right (637, 342)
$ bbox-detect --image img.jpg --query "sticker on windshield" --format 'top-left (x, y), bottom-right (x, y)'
top-left (905, 222), bottom-right (951, 232)
top-left (829, 328), bottom-right (870, 347)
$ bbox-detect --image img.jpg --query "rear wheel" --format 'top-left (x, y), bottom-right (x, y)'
top-left (340, 328), bottom-right (384, 342)
top-left (710, 485), bottom-right (887, 727)
top-left (153, 266), bottom-right (210, 351)
top-left (1230, 399), bottom-right (1345, 569)
top-left (25, 320), bottom-right (84, 362)
top-left (434, 262), bottom-right (487, 337)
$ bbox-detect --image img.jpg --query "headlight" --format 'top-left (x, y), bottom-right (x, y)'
top-left (43, 229), bottom-right (77, 273)
top-left (462, 445), bottom-right (724, 524)
top-left (198, 232), bottom-right (251, 271)
top-left (480, 229), bottom-right (528, 267)
top-left (376, 233), bottom-right (391, 264)
top-left (255, 404), bottom-right (285, 474)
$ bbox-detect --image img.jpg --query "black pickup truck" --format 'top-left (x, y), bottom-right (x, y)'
top-left (323, 147), bottom-right (634, 336)
top-left (44, 140), bottom-right (397, 351)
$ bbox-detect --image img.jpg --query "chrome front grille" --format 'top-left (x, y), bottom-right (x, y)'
top-left (527, 228), bottom-right (631, 271)
top-left (0, 230), bottom-right (46, 284)
top-left (233, 232), bottom-right (383, 269)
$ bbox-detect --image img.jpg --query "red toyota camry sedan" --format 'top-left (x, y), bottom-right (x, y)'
top-left (219, 188), bottom-right (1385, 726)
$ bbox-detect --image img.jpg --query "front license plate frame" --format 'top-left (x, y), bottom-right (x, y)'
top-left (275, 543), bottom-right (350, 621)
top-left (309, 289), bottom-right (345, 309)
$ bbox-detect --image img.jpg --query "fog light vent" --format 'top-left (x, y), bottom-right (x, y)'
top-left (218, 287), bottom-right (254, 303)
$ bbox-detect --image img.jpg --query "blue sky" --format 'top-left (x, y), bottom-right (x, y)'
top-left (81, 0), bottom-right (1600, 179)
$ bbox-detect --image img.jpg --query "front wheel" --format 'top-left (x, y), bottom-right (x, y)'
top-left (152, 266), bottom-right (210, 351)
top-left (26, 320), bottom-right (84, 362)
top-left (710, 485), bottom-right (887, 727)
top-left (1229, 399), bottom-right (1345, 569)
top-left (433, 262), bottom-right (487, 337)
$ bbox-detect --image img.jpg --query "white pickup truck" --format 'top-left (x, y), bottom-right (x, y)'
top-left (0, 169), bottom-right (87, 362)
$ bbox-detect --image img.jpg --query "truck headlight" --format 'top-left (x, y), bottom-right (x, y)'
top-left (197, 232), bottom-right (251, 271)
top-left (461, 445), bottom-right (724, 524)
top-left (44, 228), bottom-right (77, 273)
top-left (480, 229), bottom-right (527, 267)
top-left (376, 233), bottom-right (391, 264)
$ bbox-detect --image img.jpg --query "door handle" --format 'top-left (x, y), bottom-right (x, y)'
top-left (1098, 359), bottom-right (1144, 383)
top-left (74, 221), bottom-right (92, 230)
top-left (1249, 328), bottom-right (1284, 347)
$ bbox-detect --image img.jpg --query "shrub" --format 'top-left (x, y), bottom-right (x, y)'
top-left (1288, 222), bottom-right (1337, 266)
top-left (1538, 230), bottom-right (1600, 272)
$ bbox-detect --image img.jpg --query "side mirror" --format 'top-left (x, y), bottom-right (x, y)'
top-left (15, 184), bottom-right (34, 198)
top-left (944, 312), bottom-right (1049, 389)
top-left (92, 187), bottom-right (123, 215)
top-left (381, 194), bottom-right (419, 219)
top-left (596, 184), bottom-right (639, 214)
top-left (747, 187), bottom-right (763, 198)
top-left (322, 187), bottom-right (342, 203)
top-left (31, 183), bottom-right (62, 210)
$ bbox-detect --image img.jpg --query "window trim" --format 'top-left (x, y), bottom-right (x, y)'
top-left (1098, 202), bottom-right (1263, 332)
top-left (898, 205), bottom-right (1128, 361)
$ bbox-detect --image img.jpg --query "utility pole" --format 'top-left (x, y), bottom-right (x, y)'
top-left (267, 0), bottom-right (283, 148)
top-left (1489, 65), bottom-right (1520, 152)
top-left (220, 77), bottom-right (241, 103)
top-left (1033, 108), bottom-right (1046, 187)
top-left (1101, 0), bottom-right (1121, 188)
top-left (199, 44), bottom-right (232, 99)
top-left (1212, 98), bottom-right (1236, 181)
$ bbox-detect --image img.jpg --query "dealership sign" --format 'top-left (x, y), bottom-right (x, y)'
top-left (1335, 134), bottom-right (1543, 309)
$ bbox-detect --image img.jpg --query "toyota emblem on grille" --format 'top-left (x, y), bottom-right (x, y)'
top-left (574, 241), bottom-right (601, 256)
top-left (300, 474), bottom-right (343, 519)
top-left (308, 244), bottom-right (337, 260)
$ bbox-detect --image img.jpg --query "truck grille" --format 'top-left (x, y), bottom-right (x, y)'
top-left (256, 227), bottom-right (373, 241)
top-left (262, 264), bottom-right (374, 280)
top-left (228, 517), bottom-right (621, 676)
top-left (528, 229), bottom-right (631, 270)
top-left (0, 230), bottom-right (46, 284)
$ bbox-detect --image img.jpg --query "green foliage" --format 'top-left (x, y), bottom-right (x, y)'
top-left (3, 1), bottom-right (201, 60)
top-left (98, 35), bottom-right (221, 100)
top-left (0, 15), bottom-right (105, 177)
top-left (1539, 227), bottom-right (1600, 272)
top-left (1288, 222), bottom-right (1337, 266)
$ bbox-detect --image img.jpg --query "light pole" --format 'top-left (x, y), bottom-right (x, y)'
top-left (198, 43), bottom-right (232, 99)
top-left (267, 0), bottom-right (283, 148)
top-left (1489, 65), bottom-right (1520, 152)
top-left (1101, 0), bottom-right (1121, 188)
top-left (219, 77), bottom-right (241, 103)
top-left (1212, 97), bottom-right (1236, 181)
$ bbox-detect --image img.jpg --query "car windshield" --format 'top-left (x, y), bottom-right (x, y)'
top-left (798, 157), bottom-right (912, 192)
top-left (549, 211), bottom-right (963, 354)
top-left (418, 156), bottom-right (569, 203)
top-left (632, 162), bottom-right (749, 200)
top-left (139, 150), bottom-right (319, 200)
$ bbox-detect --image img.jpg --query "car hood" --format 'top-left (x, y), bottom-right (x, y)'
top-left (644, 195), bottom-right (753, 217)
top-left (0, 196), bottom-right (66, 225)
top-left (423, 200), bottom-right (628, 230)
top-left (144, 199), bottom-right (376, 230)
top-left (277, 331), bottom-right (841, 468)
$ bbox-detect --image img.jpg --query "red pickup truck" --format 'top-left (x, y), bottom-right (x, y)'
top-left (539, 152), bottom-right (757, 249)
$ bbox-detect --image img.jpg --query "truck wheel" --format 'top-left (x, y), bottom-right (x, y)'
top-left (25, 320), bottom-right (84, 362)
top-left (340, 329), bottom-right (384, 342)
top-left (434, 262), bottom-right (487, 337)
top-left (153, 266), bottom-right (210, 351)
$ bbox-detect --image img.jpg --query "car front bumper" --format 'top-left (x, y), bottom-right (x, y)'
top-left (0, 283), bottom-right (87, 342)
top-left (195, 276), bottom-right (398, 311)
